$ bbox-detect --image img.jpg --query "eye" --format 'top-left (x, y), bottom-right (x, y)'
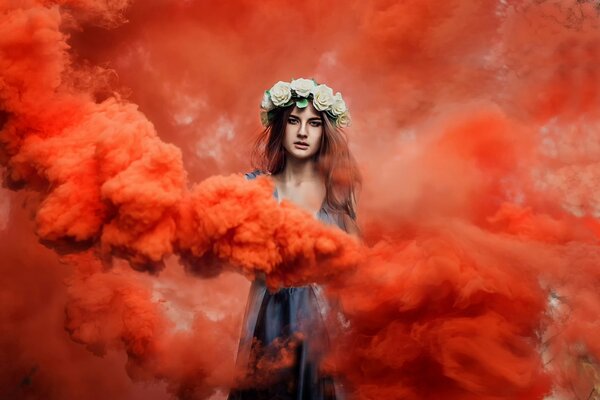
top-left (287, 117), bottom-right (299, 125)
top-left (309, 120), bottom-right (322, 127)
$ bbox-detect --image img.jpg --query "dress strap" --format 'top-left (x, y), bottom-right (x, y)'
top-left (244, 169), bottom-right (264, 180)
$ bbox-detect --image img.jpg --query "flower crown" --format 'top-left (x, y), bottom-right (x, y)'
top-left (260, 78), bottom-right (351, 128)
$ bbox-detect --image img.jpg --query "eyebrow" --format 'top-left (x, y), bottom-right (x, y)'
top-left (289, 114), bottom-right (322, 121)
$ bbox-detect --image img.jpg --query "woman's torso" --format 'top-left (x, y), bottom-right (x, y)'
top-left (229, 170), bottom-right (350, 399)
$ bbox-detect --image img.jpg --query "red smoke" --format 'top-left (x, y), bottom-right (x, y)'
top-left (2, 0), bottom-right (600, 399)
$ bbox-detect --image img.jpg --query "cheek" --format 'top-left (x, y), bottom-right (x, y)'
top-left (311, 127), bottom-right (323, 145)
top-left (308, 128), bottom-right (323, 154)
top-left (284, 125), bottom-right (295, 143)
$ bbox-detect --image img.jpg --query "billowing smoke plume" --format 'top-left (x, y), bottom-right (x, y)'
top-left (1, 1), bottom-right (599, 399)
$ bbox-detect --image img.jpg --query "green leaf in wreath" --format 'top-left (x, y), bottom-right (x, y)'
top-left (296, 98), bottom-right (309, 108)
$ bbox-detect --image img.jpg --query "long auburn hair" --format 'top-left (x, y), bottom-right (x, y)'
top-left (251, 105), bottom-right (362, 220)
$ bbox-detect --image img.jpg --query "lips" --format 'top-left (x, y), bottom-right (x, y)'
top-left (294, 141), bottom-right (309, 149)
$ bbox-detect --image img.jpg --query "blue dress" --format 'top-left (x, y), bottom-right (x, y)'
top-left (228, 170), bottom-right (348, 400)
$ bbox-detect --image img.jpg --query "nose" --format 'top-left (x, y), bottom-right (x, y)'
top-left (297, 122), bottom-right (308, 139)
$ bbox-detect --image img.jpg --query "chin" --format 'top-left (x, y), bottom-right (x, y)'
top-left (285, 147), bottom-right (315, 160)
top-left (289, 151), bottom-right (315, 160)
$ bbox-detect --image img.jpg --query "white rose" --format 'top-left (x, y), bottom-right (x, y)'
top-left (269, 81), bottom-right (292, 106)
top-left (290, 78), bottom-right (315, 97)
top-left (311, 84), bottom-right (335, 111)
top-left (331, 92), bottom-right (347, 116)
top-left (261, 91), bottom-right (274, 111)
top-left (336, 112), bottom-right (351, 128)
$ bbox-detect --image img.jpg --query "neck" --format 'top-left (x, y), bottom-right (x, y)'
top-left (280, 156), bottom-right (320, 184)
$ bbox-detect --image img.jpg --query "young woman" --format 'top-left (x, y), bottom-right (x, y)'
top-left (229, 78), bottom-right (361, 400)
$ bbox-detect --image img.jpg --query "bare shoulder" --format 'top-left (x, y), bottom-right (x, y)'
top-left (269, 172), bottom-right (281, 185)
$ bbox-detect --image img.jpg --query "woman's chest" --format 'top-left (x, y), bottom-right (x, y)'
top-left (274, 181), bottom-right (326, 217)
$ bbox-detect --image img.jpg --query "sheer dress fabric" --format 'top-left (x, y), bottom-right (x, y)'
top-left (228, 170), bottom-right (349, 400)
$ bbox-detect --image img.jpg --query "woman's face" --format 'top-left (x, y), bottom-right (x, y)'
top-left (282, 104), bottom-right (323, 161)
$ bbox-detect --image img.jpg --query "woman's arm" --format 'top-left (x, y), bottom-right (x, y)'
top-left (342, 213), bottom-right (362, 240)
top-left (342, 192), bottom-right (362, 240)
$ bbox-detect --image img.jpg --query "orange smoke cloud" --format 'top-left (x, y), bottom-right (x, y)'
top-left (2, 0), bottom-right (600, 399)
top-left (177, 174), bottom-right (361, 288)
